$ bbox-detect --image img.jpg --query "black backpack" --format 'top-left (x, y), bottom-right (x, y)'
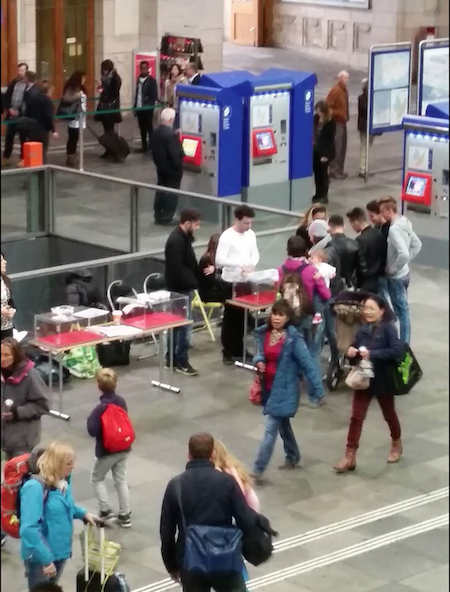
top-left (242, 512), bottom-right (278, 567)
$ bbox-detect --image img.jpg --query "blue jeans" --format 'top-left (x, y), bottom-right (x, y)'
top-left (167, 293), bottom-right (192, 368)
top-left (387, 275), bottom-right (410, 343)
top-left (253, 415), bottom-right (300, 475)
top-left (25, 559), bottom-right (66, 591)
top-left (297, 318), bottom-right (325, 403)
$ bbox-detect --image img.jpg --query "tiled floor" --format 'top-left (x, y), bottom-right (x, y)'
top-left (1, 44), bottom-right (448, 592)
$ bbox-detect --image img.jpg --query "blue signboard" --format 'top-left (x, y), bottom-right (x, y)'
top-left (368, 46), bottom-right (412, 134)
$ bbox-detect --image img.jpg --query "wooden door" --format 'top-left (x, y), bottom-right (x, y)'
top-left (1, 0), bottom-right (18, 87)
top-left (231, 0), bottom-right (260, 46)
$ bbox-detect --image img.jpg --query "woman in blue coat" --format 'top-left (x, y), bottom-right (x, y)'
top-left (19, 441), bottom-right (99, 590)
top-left (251, 300), bottom-right (324, 479)
top-left (334, 295), bottom-right (405, 473)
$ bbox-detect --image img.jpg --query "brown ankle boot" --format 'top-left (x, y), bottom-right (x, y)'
top-left (333, 448), bottom-right (357, 473)
top-left (387, 439), bottom-right (403, 463)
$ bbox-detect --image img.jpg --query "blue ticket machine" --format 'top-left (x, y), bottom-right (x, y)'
top-left (176, 72), bottom-right (254, 208)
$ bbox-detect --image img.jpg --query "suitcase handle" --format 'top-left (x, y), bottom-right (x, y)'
top-left (84, 522), bottom-right (106, 584)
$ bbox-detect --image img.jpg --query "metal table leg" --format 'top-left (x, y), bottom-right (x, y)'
top-left (48, 351), bottom-right (70, 421)
top-left (152, 328), bottom-right (181, 393)
top-left (235, 308), bottom-right (256, 371)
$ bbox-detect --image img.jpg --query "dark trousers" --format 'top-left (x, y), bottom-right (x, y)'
top-left (154, 172), bottom-right (182, 224)
top-left (67, 127), bottom-right (79, 155)
top-left (137, 111), bottom-right (154, 151)
top-left (347, 390), bottom-right (401, 450)
top-left (181, 572), bottom-right (247, 592)
top-left (330, 122), bottom-right (347, 176)
top-left (313, 151), bottom-right (330, 200)
top-left (220, 281), bottom-right (246, 358)
top-left (3, 122), bottom-right (23, 159)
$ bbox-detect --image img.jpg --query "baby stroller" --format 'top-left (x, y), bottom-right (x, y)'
top-left (326, 290), bottom-right (371, 391)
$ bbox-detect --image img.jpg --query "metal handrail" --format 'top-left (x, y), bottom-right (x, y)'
top-left (1, 164), bottom-right (302, 218)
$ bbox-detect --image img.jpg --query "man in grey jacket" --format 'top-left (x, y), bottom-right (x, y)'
top-left (379, 197), bottom-right (422, 343)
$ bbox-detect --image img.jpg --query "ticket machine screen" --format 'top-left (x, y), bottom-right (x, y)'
top-left (402, 172), bottom-right (432, 207)
top-left (406, 176), bottom-right (427, 197)
top-left (182, 138), bottom-right (199, 158)
top-left (252, 128), bottom-right (277, 158)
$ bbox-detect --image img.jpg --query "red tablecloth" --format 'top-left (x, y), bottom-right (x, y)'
top-left (233, 291), bottom-right (277, 307)
top-left (36, 329), bottom-right (104, 349)
top-left (122, 312), bottom-right (187, 331)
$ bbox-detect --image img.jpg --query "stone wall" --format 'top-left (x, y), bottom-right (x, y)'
top-left (17, 0), bottom-right (36, 70)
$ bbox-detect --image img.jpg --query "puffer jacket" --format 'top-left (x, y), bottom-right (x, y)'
top-left (253, 325), bottom-right (324, 418)
top-left (1, 360), bottom-right (50, 454)
top-left (20, 476), bottom-right (86, 566)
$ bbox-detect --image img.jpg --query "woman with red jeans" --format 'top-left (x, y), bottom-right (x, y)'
top-left (334, 295), bottom-right (405, 473)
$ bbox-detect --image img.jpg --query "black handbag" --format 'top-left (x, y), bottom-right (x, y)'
top-left (56, 99), bottom-right (79, 121)
top-left (388, 345), bottom-right (423, 395)
top-left (96, 341), bottom-right (130, 367)
top-left (242, 512), bottom-right (278, 567)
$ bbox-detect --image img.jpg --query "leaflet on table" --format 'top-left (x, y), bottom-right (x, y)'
top-left (73, 308), bottom-right (110, 320)
top-left (88, 325), bottom-right (143, 338)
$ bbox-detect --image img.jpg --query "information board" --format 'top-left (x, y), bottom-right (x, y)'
top-left (369, 46), bottom-right (411, 134)
top-left (418, 41), bottom-right (449, 116)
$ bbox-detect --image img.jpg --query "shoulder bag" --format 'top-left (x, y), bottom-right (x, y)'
top-left (388, 345), bottom-right (423, 395)
top-left (174, 477), bottom-right (243, 575)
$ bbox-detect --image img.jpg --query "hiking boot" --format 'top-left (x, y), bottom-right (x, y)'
top-left (175, 364), bottom-right (198, 377)
top-left (387, 439), bottom-right (403, 464)
top-left (333, 448), bottom-right (357, 473)
top-left (99, 509), bottom-right (115, 521)
top-left (117, 513), bottom-right (132, 528)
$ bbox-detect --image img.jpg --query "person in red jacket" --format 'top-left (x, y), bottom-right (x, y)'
top-left (87, 368), bottom-right (131, 528)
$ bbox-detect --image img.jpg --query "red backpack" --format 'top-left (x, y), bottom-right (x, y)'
top-left (1, 453), bottom-right (49, 538)
top-left (101, 404), bottom-right (135, 454)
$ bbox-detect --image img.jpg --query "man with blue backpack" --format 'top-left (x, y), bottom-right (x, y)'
top-left (160, 433), bottom-right (256, 591)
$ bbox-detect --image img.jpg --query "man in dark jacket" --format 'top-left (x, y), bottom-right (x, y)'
top-left (2, 62), bottom-right (28, 167)
top-left (347, 207), bottom-right (387, 293)
top-left (134, 61), bottom-right (158, 153)
top-left (160, 433), bottom-right (255, 591)
top-left (164, 209), bottom-right (201, 376)
top-left (152, 107), bottom-right (185, 225)
top-left (186, 63), bottom-right (202, 86)
top-left (87, 368), bottom-right (132, 528)
top-left (325, 214), bottom-right (368, 294)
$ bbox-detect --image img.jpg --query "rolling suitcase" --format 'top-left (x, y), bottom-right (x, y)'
top-left (88, 125), bottom-right (130, 163)
top-left (76, 524), bottom-right (130, 592)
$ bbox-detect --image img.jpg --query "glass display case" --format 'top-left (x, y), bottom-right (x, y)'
top-left (232, 269), bottom-right (279, 306)
top-left (119, 291), bottom-right (189, 331)
top-left (34, 306), bottom-right (110, 348)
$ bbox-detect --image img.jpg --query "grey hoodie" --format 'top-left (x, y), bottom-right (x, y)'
top-left (386, 216), bottom-right (422, 279)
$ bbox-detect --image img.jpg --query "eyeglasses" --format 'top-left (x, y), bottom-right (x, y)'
top-left (363, 306), bottom-right (379, 313)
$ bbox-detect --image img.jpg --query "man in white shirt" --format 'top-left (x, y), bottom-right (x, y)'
top-left (216, 205), bottom-right (260, 365)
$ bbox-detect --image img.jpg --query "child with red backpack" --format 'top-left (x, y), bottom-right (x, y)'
top-left (87, 368), bottom-right (134, 528)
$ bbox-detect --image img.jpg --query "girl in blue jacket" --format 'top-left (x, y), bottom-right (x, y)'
top-left (251, 300), bottom-right (324, 479)
top-left (19, 441), bottom-right (98, 590)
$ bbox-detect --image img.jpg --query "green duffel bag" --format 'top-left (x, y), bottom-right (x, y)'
top-left (63, 344), bottom-right (101, 379)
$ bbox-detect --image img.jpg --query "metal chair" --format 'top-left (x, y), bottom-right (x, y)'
top-left (191, 290), bottom-right (223, 342)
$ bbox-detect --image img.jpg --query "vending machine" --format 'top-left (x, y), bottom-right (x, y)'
top-left (402, 110), bottom-right (449, 217)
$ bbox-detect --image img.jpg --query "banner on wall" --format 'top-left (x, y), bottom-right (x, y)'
top-left (368, 44), bottom-right (412, 135)
top-left (417, 39), bottom-right (449, 116)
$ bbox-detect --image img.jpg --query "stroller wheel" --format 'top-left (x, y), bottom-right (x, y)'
top-left (327, 358), bottom-right (344, 391)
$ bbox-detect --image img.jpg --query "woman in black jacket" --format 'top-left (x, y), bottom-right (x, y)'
top-left (198, 233), bottom-right (226, 302)
top-left (296, 204), bottom-right (328, 249)
top-left (334, 295), bottom-right (405, 473)
top-left (95, 60), bottom-right (122, 158)
top-left (312, 101), bottom-right (336, 205)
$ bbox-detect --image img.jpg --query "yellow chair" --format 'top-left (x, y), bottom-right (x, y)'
top-left (191, 289), bottom-right (223, 342)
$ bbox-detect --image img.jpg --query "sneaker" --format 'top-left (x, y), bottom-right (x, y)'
top-left (117, 513), bottom-right (132, 529)
top-left (223, 355), bottom-right (234, 366)
top-left (249, 471), bottom-right (264, 482)
top-left (175, 364), bottom-right (198, 377)
top-left (278, 460), bottom-right (300, 470)
top-left (312, 313), bottom-right (323, 325)
top-left (99, 509), bottom-right (115, 521)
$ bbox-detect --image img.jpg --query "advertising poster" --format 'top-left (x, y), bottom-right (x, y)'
top-left (134, 52), bottom-right (158, 81)
top-left (420, 45), bottom-right (449, 115)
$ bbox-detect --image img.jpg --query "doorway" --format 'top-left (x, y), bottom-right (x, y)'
top-left (230, 0), bottom-right (273, 47)
top-left (36, 0), bottom-right (94, 99)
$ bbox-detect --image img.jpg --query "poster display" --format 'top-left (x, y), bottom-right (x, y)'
top-left (369, 47), bottom-right (411, 134)
top-left (418, 43), bottom-right (449, 115)
top-left (132, 51), bottom-right (158, 105)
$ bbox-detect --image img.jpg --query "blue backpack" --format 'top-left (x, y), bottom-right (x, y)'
top-left (174, 477), bottom-right (243, 575)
